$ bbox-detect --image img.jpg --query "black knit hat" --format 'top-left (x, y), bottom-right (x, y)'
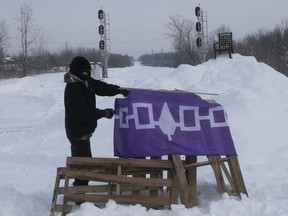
top-left (69, 56), bottom-right (91, 73)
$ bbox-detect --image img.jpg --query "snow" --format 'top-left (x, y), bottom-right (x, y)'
top-left (1, 54), bottom-right (288, 215)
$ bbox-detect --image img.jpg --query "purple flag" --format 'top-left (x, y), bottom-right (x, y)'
top-left (114, 89), bottom-right (237, 158)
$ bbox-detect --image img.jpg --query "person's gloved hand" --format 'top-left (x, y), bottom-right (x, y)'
top-left (118, 88), bottom-right (130, 97)
top-left (104, 108), bottom-right (115, 119)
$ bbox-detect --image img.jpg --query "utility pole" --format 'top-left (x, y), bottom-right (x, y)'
top-left (98, 8), bottom-right (110, 78)
top-left (195, 6), bottom-right (208, 63)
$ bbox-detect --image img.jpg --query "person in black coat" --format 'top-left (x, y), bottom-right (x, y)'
top-left (64, 56), bottom-right (129, 186)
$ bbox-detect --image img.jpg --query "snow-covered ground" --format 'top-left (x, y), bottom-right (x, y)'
top-left (0, 54), bottom-right (288, 215)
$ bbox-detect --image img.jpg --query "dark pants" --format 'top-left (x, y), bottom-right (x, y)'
top-left (70, 138), bottom-right (92, 157)
top-left (70, 138), bottom-right (92, 186)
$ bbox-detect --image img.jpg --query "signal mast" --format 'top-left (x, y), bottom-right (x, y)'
top-left (195, 6), bottom-right (208, 63)
top-left (98, 9), bottom-right (110, 78)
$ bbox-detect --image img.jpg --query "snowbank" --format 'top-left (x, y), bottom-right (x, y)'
top-left (0, 54), bottom-right (287, 215)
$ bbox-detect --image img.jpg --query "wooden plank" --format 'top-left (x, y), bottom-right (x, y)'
top-left (131, 157), bottom-right (146, 196)
top-left (209, 156), bottom-right (228, 195)
top-left (63, 184), bottom-right (162, 195)
top-left (65, 170), bottom-right (173, 187)
top-left (185, 156), bottom-right (198, 205)
top-left (64, 193), bottom-right (171, 208)
top-left (60, 184), bottom-right (111, 194)
top-left (54, 204), bottom-right (72, 213)
top-left (167, 155), bottom-right (178, 204)
top-left (116, 165), bottom-right (122, 195)
top-left (62, 164), bottom-right (72, 216)
top-left (184, 160), bottom-right (211, 168)
top-left (170, 170), bottom-right (179, 204)
top-left (68, 168), bottom-right (171, 179)
top-left (184, 157), bottom-right (230, 168)
top-left (227, 156), bottom-right (248, 197)
top-left (150, 156), bottom-right (162, 197)
top-left (50, 167), bottom-right (66, 216)
top-left (219, 162), bottom-right (235, 195)
top-left (171, 155), bottom-right (197, 208)
top-left (66, 167), bottom-right (166, 177)
top-left (66, 157), bottom-right (173, 169)
top-left (57, 167), bottom-right (66, 178)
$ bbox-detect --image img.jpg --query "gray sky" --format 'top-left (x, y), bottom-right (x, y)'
top-left (1, 0), bottom-right (288, 58)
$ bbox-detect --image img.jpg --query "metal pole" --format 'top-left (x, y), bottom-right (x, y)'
top-left (99, 9), bottom-right (109, 78)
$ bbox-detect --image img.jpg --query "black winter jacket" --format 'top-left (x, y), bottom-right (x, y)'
top-left (64, 72), bottom-right (120, 140)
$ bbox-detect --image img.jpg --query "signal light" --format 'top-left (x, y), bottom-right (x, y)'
top-left (196, 37), bottom-right (202, 47)
top-left (99, 25), bottom-right (104, 35)
top-left (98, 9), bottom-right (104, 20)
top-left (196, 22), bottom-right (201, 32)
top-left (99, 40), bottom-right (105, 50)
top-left (195, 7), bottom-right (200, 17)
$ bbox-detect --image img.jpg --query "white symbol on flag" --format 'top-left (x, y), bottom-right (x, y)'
top-left (158, 102), bottom-right (176, 141)
top-left (115, 102), bottom-right (229, 141)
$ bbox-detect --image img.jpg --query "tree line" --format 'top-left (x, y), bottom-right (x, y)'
top-left (235, 20), bottom-right (288, 76)
top-left (0, 2), bottom-right (133, 78)
top-left (1, 4), bottom-right (287, 78)
top-left (139, 16), bottom-right (288, 77)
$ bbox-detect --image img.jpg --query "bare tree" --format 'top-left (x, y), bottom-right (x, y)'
top-left (209, 25), bottom-right (232, 44)
top-left (15, 2), bottom-right (38, 77)
top-left (166, 15), bottom-right (200, 66)
top-left (31, 27), bottom-right (49, 73)
top-left (0, 16), bottom-right (9, 70)
top-left (280, 19), bottom-right (288, 73)
top-left (60, 42), bottom-right (74, 70)
top-left (235, 19), bottom-right (288, 76)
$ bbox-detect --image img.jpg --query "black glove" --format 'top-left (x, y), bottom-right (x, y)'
top-left (119, 88), bottom-right (130, 97)
top-left (104, 108), bottom-right (115, 119)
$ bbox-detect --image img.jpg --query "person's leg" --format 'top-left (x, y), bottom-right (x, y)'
top-left (71, 139), bottom-right (92, 157)
top-left (70, 139), bottom-right (92, 186)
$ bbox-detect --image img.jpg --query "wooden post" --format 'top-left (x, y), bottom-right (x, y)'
top-left (171, 155), bottom-right (197, 208)
top-left (62, 165), bottom-right (71, 216)
top-left (227, 156), bottom-right (248, 197)
top-left (116, 165), bottom-right (122, 195)
top-left (185, 156), bottom-right (198, 205)
top-left (50, 167), bottom-right (66, 216)
top-left (167, 155), bottom-right (178, 204)
top-left (209, 156), bottom-right (228, 195)
top-left (219, 161), bottom-right (235, 195)
top-left (150, 156), bottom-right (162, 197)
top-left (132, 157), bottom-right (145, 196)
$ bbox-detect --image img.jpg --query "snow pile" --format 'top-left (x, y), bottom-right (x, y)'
top-left (0, 54), bottom-right (287, 215)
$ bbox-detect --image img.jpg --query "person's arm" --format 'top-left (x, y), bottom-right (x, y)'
top-left (88, 77), bottom-right (130, 97)
top-left (87, 77), bottom-right (119, 96)
top-left (66, 82), bottom-right (119, 120)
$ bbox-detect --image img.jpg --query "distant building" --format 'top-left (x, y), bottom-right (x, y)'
top-left (3, 57), bottom-right (19, 71)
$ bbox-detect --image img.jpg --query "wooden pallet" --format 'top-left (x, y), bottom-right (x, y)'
top-left (49, 167), bottom-right (72, 216)
top-left (62, 156), bottom-right (177, 216)
top-left (50, 155), bottom-right (248, 216)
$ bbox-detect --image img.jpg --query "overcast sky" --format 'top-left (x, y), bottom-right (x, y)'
top-left (1, 0), bottom-right (288, 58)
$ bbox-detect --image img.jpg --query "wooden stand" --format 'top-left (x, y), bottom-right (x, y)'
top-left (50, 155), bottom-right (248, 216)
